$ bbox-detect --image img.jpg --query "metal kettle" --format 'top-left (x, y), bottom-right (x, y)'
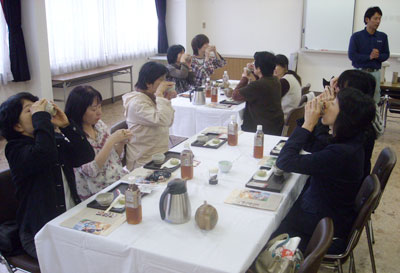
top-left (189, 87), bottom-right (206, 105)
top-left (159, 179), bottom-right (191, 224)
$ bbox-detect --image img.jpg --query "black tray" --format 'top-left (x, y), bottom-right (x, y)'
top-left (270, 140), bottom-right (287, 156)
top-left (219, 99), bottom-right (243, 105)
top-left (191, 133), bottom-right (227, 149)
top-left (86, 182), bottom-right (146, 213)
top-left (143, 151), bottom-right (181, 172)
top-left (245, 171), bottom-right (291, 193)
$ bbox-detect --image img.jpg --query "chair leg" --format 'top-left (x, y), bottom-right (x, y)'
top-left (0, 254), bottom-right (15, 273)
top-left (384, 96), bottom-right (389, 128)
top-left (349, 251), bottom-right (356, 273)
top-left (337, 259), bottom-right (344, 273)
top-left (369, 218), bottom-right (375, 244)
top-left (365, 223), bottom-right (377, 273)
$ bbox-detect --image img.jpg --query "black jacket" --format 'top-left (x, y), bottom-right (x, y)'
top-left (276, 126), bottom-right (365, 238)
top-left (5, 112), bottom-right (94, 240)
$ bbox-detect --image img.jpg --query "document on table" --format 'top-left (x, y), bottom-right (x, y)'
top-left (60, 207), bottom-right (126, 236)
top-left (225, 188), bottom-right (283, 211)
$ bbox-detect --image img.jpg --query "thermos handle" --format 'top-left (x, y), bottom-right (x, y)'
top-left (159, 187), bottom-right (168, 220)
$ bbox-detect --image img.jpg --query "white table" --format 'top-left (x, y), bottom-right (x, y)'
top-left (35, 132), bottom-right (307, 273)
top-left (170, 81), bottom-right (245, 137)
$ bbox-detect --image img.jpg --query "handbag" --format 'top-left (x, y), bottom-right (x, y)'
top-left (254, 234), bottom-right (303, 273)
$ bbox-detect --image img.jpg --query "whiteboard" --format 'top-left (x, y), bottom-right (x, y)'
top-left (303, 0), bottom-right (355, 51)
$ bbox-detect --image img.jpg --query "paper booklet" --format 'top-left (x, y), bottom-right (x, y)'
top-left (60, 207), bottom-right (126, 236)
top-left (225, 189), bottom-right (283, 211)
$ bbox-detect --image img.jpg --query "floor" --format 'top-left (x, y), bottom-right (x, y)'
top-left (1, 100), bottom-right (399, 273)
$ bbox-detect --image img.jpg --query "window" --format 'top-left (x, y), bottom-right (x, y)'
top-left (0, 10), bottom-right (12, 85)
top-left (45, 0), bottom-right (158, 75)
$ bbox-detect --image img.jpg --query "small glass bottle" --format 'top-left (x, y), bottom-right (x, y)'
top-left (125, 184), bottom-right (142, 225)
top-left (253, 125), bottom-right (264, 159)
top-left (181, 143), bottom-right (194, 180)
top-left (223, 71), bottom-right (230, 88)
top-left (205, 77), bottom-right (211, 98)
top-left (227, 115), bottom-right (238, 146)
top-left (211, 86), bottom-right (218, 103)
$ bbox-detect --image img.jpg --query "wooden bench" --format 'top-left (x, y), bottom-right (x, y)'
top-left (52, 64), bottom-right (133, 103)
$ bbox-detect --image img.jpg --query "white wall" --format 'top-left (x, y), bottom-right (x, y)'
top-left (184, 0), bottom-right (303, 57)
top-left (166, 0), bottom-right (187, 48)
top-left (166, 0), bottom-right (400, 92)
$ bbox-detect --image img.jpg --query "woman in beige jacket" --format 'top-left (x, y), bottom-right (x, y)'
top-left (123, 62), bottom-right (177, 170)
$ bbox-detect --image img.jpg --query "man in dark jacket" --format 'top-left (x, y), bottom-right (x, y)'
top-left (0, 92), bottom-right (95, 259)
top-left (232, 51), bottom-right (284, 135)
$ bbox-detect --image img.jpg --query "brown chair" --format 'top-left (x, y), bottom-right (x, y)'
top-left (298, 217), bottom-right (334, 273)
top-left (281, 106), bottom-right (305, 137)
top-left (322, 174), bottom-right (380, 273)
top-left (363, 147), bottom-right (397, 272)
top-left (369, 146), bottom-right (397, 243)
top-left (0, 169), bottom-right (41, 273)
top-left (109, 120), bottom-right (128, 166)
top-left (301, 83), bottom-right (311, 96)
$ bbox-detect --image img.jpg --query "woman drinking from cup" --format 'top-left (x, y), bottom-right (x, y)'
top-left (272, 88), bottom-right (376, 254)
top-left (65, 86), bottom-right (133, 200)
top-left (191, 34), bottom-right (226, 87)
top-left (123, 62), bottom-right (176, 170)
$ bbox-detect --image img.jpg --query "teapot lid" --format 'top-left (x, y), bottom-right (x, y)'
top-left (166, 178), bottom-right (187, 194)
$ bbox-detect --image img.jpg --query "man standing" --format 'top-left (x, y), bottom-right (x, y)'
top-left (349, 6), bottom-right (390, 104)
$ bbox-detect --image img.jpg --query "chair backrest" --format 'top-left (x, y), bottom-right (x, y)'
top-left (328, 175), bottom-right (380, 260)
top-left (110, 120), bottom-right (128, 134)
top-left (301, 83), bottom-right (311, 96)
top-left (0, 169), bottom-right (18, 224)
top-left (109, 120), bottom-right (128, 166)
top-left (281, 106), bottom-right (305, 137)
top-left (299, 217), bottom-right (334, 273)
top-left (371, 147), bottom-right (397, 209)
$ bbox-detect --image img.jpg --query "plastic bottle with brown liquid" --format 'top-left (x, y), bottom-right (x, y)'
top-left (205, 77), bottom-right (211, 98)
top-left (125, 184), bottom-right (142, 224)
top-left (228, 115), bottom-right (238, 146)
top-left (211, 86), bottom-right (218, 103)
top-left (253, 125), bottom-right (264, 159)
top-left (181, 143), bottom-right (194, 180)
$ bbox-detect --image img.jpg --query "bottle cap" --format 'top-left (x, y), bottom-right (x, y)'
top-left (257, 125), bottom-right (263, 131)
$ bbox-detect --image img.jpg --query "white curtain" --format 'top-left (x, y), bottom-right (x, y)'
top-left (0, 10), bottom-right (13, 85)
top-left (45, 0), bottom-right (158, 75)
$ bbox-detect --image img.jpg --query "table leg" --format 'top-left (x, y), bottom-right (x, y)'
top-left (63, 82), bottom-right (67, 104)
top-left (130, 67), bottom-right (133, 92)
top-left (111, 72), bottom-right (115, 103)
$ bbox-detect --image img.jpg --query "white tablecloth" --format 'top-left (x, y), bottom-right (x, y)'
top-left (170, 81), bottom-right (245, 137)
top-left (35, 132), bottom-right (307, 273)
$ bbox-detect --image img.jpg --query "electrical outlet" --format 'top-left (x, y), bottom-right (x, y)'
top-left (202, 21), bottom-right (206, 29)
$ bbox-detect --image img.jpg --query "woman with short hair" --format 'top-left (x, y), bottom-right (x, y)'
top-left (123, 62), bottom-right (176, 170)
top-left (190, 34), bottom-right (226, 86)
top-left (65, 85), bottom-right (132, 200)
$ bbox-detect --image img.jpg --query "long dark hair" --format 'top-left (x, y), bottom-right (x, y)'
top-left (332, 88), bottom-right (375, 142)
top-left (64, 85), bottom-right (102, 130)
